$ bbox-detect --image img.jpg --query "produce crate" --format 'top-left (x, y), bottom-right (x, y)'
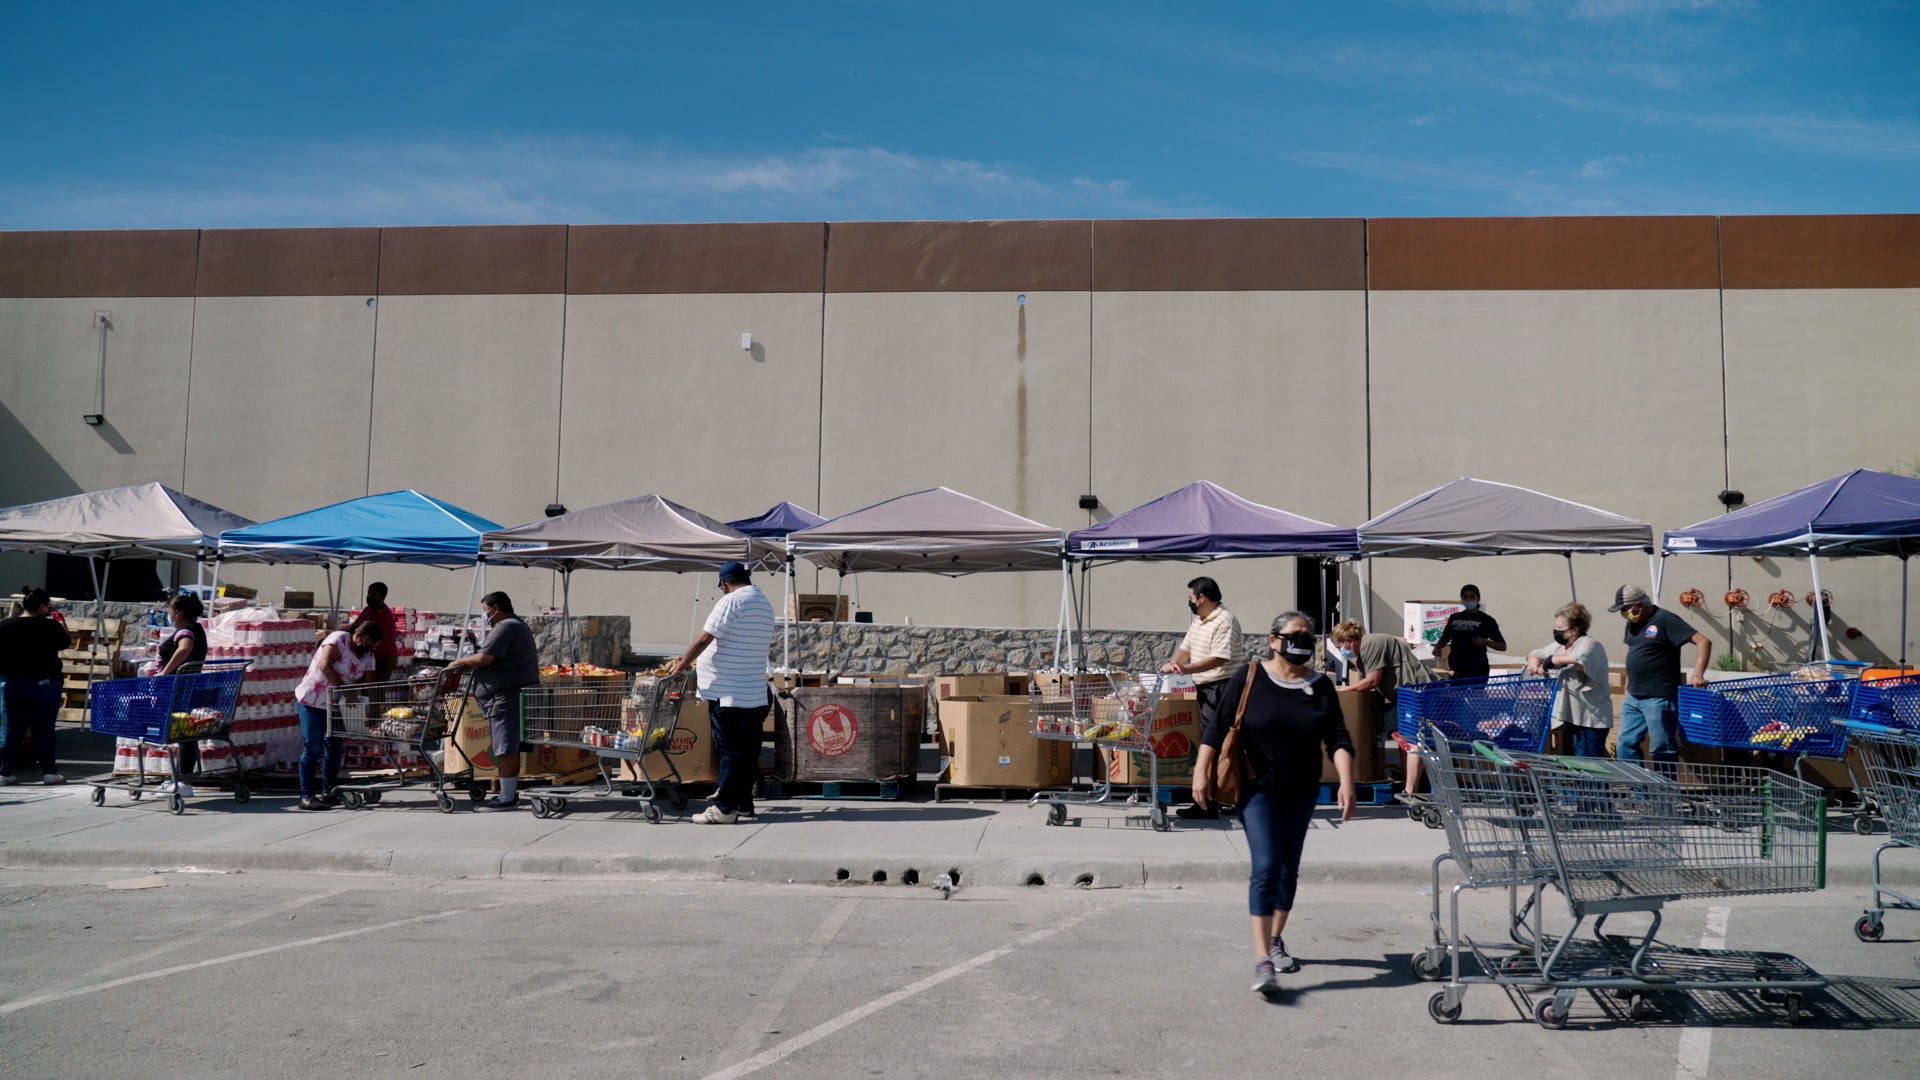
top-left (777, 683), bottom-right (925, 782)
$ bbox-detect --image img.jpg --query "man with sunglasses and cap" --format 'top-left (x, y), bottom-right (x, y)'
top-left (1609, 584), bottom-right (1710, 765)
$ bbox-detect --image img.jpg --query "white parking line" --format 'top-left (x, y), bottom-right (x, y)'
top-left (1674, 906), bottom-right (1730, 1080)
top-left (713, 897), bottom-right (863, 1066)
top-left (0, 904), bottom-right (488, 1016)
top-left (699, 904), bottom-right (1098, 1080)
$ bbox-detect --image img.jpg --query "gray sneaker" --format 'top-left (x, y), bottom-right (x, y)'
top-left (1251, 959), bottom-right (1278, 993)
top-left (1269, 936), bottom-right (1300, 974)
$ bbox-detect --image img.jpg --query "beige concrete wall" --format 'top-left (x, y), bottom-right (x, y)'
top-left (1365, 290), bottom-right (1727, 661)
top-left (816, 291), bottom-right (1089, 632)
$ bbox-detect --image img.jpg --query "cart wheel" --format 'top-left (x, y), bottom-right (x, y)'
top-left (467, 780), bottom-right (488, 802)
top-left (233, 785), bottom-right (251, 804)
top-left (1427, 991), bottom-right (1462, 1024)
top-left (1785, 994), bottom-right (1804, 1025)
top-left (646, 802), bottom-right (662, 825)
top-left (668, 786), bottom-right (689, 811)
top-left (1534, 997), bottom-right (1569, 1029)
top-left (342, 790), bottom-right (364, 810)
top-left (1150, 804), bottom-right (1172, 832)
top-left (1411, 950), bottom-right (1445, 982)
top-left (169, 792), bottom-right (185, 816)
top-left (1626, 992), bottom-right (1657, 1020)
top-left (129, 787), bottom-right (143, 801)
top-left (1421, 806), bottom-right (1443, 830)
top-left (437, 794), bottom-right (456, 814)
top-left (1856, 914), bottom-right (1886, 942)
top-left (90, 786), bottom-right (106, 806)
top-left (364, 791), bottom-right (383, 805)
top-left (529, 798), bottom-right (552, 819)
top-left (1854, 814), bottom-right (1876, 836)
top-left (1046, 803), bottom-right (1067, 827)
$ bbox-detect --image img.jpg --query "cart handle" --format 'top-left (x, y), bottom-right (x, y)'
top-left (1545, 755), bottom-right (1614, 775)
top-left (1840, 718), bottom-right (1911, 738)
top-left (1470, 741), bottom-right (1516, 766)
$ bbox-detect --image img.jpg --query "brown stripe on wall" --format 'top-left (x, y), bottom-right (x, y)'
top-left (1093, 218), bottom-right (1365, 291)
top-left (376, 225), bottom-right (567, 295)
top-left (569, 223), bottom-right (826, 294)
top-left (0, 230), bottom-right (199, 298)
top-left (1721, 215), bottom-right (1920, 289)
top-left (826, 220), bottom-right (1091, 292)
top-left (1369, 216), bottom-right (1719, 290)
top-left (196, 228), bottom-right (380, 297)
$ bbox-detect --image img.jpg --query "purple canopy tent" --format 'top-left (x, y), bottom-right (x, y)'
top-left (1664, 469), bottom-right (1920, 664)
top-left (727, 501), bottom-right (827, 539)
top-left (1066, 481), bottom-right (1361, 658)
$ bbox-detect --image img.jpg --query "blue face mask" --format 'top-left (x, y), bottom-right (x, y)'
top-left (1462, 600), bottom-right (1479, 611)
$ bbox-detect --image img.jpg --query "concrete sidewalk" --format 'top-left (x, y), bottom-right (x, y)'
top-left (3, 780), bottom-right (1915, 894)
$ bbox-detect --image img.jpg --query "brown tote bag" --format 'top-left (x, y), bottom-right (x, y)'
top-left (1211, 661), bottom-right (1259, 806)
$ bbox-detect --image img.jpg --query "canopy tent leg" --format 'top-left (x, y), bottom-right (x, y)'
top-left (831, 570), bottom-right (850, 675)
top-left (561, 567), bottom-right (575, 665)
top-left (1055, 561), bottom-right (1075, 673)
top-left (1809, 552), bottom-right (1833, 665)
top-left (324, 563), bottom-right (339, 628)
top-left (208, 557), bottom-right (222, 596)
top-left (1903, 556), bottom-right (1911, 669)
top-left (688, 573), bottom-right (703, 642)
top-left (1077, 561), bottom-right (1091, 670)
top-left (1357, 558), bottom-right (1372, 635)
top-left (86, 556), bottom-right (111, 716)
top-left (462, 559), bottom-right (484, 652)
top-left (1650, 552), bottom-right (1664, 601)
top-left (782, 558), bottom-right (793, 673)
top-left (1565, 553), bottom-right (1577, 602)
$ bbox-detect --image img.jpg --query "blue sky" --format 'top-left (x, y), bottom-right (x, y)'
top-left (2, 1), bottom-right (1915, 228)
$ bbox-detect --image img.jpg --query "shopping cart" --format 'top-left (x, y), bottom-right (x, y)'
top-left (1408, 728), bottom-right (1559, 991)
top-left (1838, 719), bottom-right (1920, 968)
top-left (1426, 744), bottom-right (1830, 1028)
top-left (1678, 671), bottom-right (1871, 833)
top-left (520, 672), bottom-right (691, 822)
top-left (1028, 673), bottom-right (1170, 831)
top-left (326, 665), bottom-right (472, 812)
top-left (86, 660), bottom-right (251, 815)
top-left (1394, 674), bottom-right (1557, 828)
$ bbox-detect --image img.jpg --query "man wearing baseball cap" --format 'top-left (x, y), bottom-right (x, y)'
top-left (1608, 584), bottom-right (1710, 765)
top-left (668, 560), bottom-right (776, 823)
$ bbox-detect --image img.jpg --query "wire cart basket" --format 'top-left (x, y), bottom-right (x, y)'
top-left (519, 672), bottom-right (692, 823)
top-left (1679, 671), bottom-right (1873, 833)
top-left (1423, 742), bottom-right (1830, 1029)
top-left (1394, 674), bottom-right (1557, 829)
top-left (325, 665), bottom-right (472, 812)
top-left (1838, 719), bottom-right (1920, 968)
top-left (1027, 673), bottom-right (1171, 831)
top-left (86, 660), bottom-right (251, 815)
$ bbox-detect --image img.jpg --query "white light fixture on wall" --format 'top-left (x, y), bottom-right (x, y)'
top-left (741, 332), bottom-right (753, 351)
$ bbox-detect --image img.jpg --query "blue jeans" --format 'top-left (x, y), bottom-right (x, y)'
top-left (297, 701), bottom-right (343, 799)
top-left (0, 675), bottom-right (62, 776)
top-left (1567, 725), bottom-right (1609, 758)
top-left (1239, 790), bottom-right (1317, 915)
top-left (1616, 694), bottom-right (1679, 763)
top-left (707, 697), bottom-right (769, 814)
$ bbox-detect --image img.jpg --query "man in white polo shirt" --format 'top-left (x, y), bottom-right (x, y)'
top-left (668, 560), bottom-right (776, 824)
top-left (1159, 576), bottom-right (1242, 820)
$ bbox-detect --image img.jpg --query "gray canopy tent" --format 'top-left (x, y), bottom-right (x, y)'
top-left (1354, 477), bottom-right (1656, 632)
top-left (785, 487), bottom-right (1070, 670)
top-left (477, 495), bottom-right (784, 664)
top-left (0, 482), bottom-right (257, 695)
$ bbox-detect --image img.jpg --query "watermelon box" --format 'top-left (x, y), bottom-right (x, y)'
top-left (1106, 693), bottom-right (1200, 787)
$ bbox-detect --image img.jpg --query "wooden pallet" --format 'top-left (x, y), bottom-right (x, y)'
top-left (761, 777), bottom-right (909, 801)
top-left (933, 783), bottom-right (1074, 803)
top-left (1316, 781), bottom-right (1399, 807)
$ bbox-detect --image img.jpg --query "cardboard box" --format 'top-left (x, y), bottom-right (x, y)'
top-left (282, 589), bottom-right (315, 609)
top-left (218, 583), bottom-right (258, 600)
top-left (443, 694), bottom-right (599, 783)
top-left (1328, 688), bottom-right (1382, 783)
top-left (934, 674), bottom-right (1012, 699)
top-left (1106, 692), bottom-right (1202, 787)
top-left (938, 696), bottom-right (1071, 787)
top-left (789, 594), bottom-right (850, 622)
top-left (621, 692), bottom-right (718, 785)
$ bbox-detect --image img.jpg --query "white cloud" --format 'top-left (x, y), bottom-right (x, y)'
top-left (1430, 0), bottom-right (1736, 20)
top-left (0, 137), bottom-right (1215, 230)
top-left (1287, 148), bottom-right (1738, 214)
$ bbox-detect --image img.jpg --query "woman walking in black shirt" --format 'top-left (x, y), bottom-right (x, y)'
top-left (1193, 611), bottom-right (1356, 994)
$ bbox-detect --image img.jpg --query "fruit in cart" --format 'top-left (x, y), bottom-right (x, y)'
top-left (383, 707), bottom-right (417, 720)
top-left (540, 663), bottom-right (623, 677)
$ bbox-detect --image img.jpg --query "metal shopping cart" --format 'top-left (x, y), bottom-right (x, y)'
top-left (325, 665), bottom-right (472, 812)
top-left (86, 660), bottom-right (251, 815)
top-left (1394, 674), bottom-right (1557, 828)
top-left (520, 672), bottom-right (691, 822)
top-left (1028, 673), bottom-right (1171, 831)
top-left (1837, 719), bottom-right (1920, 968)
top-left (1679, 671), bottom-right (1872, 833)
top-left (1426, 745), bottom-right (1830, 1028)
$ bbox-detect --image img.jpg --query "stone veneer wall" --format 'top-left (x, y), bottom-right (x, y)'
top-left (759, 622), bottom-right (1275, 673)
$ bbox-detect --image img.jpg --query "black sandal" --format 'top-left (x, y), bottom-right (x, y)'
top-left (297, 797), bottom-right (333, 811)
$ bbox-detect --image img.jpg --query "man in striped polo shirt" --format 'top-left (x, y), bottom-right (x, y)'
top-left (1160, 576), bottom-right (1242, 820)
top-left (669, 560), bottom-right (777, 824)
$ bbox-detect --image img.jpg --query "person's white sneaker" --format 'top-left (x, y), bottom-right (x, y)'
top-left (41, 773), bottom-right (65, 785)
top-left (158, 780), bottom-right (195, 797)
top-left (0, 774), bottom-right (17, 786)
top-left (694, 804), bottom-right (738, 824)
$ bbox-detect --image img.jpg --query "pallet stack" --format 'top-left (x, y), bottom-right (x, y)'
top-left (56, 616), bottom-right (123, 724)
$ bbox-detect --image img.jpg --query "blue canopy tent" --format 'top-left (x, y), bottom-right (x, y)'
top-left (727, 501), bottom-right (827, 539)
top-left (1066, 481), bottom-right (1360, 654)
top-left (217, 490), bottom-right (503, 622)
top-left (1664, 469), bottom-right (1920, 664)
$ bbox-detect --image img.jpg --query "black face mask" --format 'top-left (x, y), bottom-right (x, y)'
top-left (1552, 629), bottom-right (1568, 646)
top-left (1188, 601), bottom-right (1200, 616)
top-left (1276, 632), bottom-right (1316, 665)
